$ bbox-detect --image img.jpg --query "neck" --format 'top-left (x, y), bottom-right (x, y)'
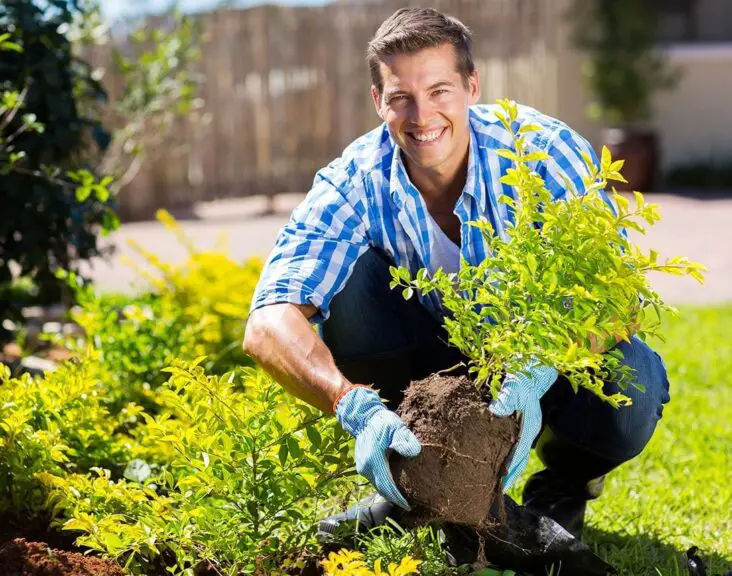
top-left (405, 141), bottom-right (470, 209)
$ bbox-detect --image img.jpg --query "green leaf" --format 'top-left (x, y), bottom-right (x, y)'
top-left (579, 150), bottom-right (596, 172)
top-left (614, 193), bottom-right (629, 213)
top-left (601, 145), bottom-right (612, 170)
top-left (94, 185), bottom-right (110, 202)
top-left (517, 123), bottom-right (542, 135)
top-left (496, 149), bottom-right (519, 162)
top-left (278, 442), bottom-right (289, 467)
top-left (0, 40), bottom-right (22, 53)
top-left (305, 426), bottom-right (321, 448)
top-left (286, 436), bottom-right (301, 459)
top-left (523, 151), bottom-right (550, 162)
top-left (75, 186), bottom-right (92, 202)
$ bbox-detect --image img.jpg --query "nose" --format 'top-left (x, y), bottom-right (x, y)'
top-left (408, 95), bottom-right (435, 127)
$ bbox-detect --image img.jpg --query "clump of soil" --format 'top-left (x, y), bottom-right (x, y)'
top-left (0, 538), bottom-right (125, 575)
top-left (390, 375), bottom-right (520, 528)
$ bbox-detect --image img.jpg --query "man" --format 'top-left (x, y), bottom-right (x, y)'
top-left (243, 6), bottom-right (670, 560)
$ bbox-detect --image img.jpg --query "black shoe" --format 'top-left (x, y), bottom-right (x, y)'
top-left (316, 494), bottom-right (397, 547)
top-left (442, 495), bottom-right (617, 575)
top-left (522, 427), bottom-right (620, 540)
top-left (522, 470), bottom-right (604, 539)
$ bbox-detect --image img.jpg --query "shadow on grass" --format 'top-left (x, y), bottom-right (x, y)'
top-left (584, 526), bottom-right (732, 576)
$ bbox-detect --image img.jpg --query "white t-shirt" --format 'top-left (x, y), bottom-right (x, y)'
top-left (426, 212), bottom-right (460, 276)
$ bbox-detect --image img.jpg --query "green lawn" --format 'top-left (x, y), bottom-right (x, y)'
top-left (510, 305), bottom-right (732, 575)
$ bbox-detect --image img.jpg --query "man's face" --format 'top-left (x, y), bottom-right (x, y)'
top-left (372, 43), bottom-right (480, 175)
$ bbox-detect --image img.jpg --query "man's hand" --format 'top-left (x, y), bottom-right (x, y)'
top-left (335, 386), bottom-right (421, 510)
top-left (489, 363), bottom-right (558, 490)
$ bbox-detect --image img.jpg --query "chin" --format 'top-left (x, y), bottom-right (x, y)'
top-left (407, 149), bottom-right (447, 169)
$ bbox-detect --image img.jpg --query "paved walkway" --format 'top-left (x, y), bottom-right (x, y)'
top-left (82, 192), bottom-right (732, 306)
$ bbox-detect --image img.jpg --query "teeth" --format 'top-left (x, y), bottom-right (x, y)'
top-left (412, 129), bottom-right (442, 142)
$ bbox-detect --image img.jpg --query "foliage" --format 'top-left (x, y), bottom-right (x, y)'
top-left (55, 210), bottom-right (262, 412)
top-left (0, 2), bottom-right (116, 313)
top-left (322, 549), bottom-right (421, 576)
top-left (391, 100), bottom-right (705, 404)
top-left (2, 210), bottom-right (263, 498)
top-left (0, 212), bottom-right (358, 574)
top-left (125, 209), bottom-right (261, 368)
top-left (0, 359), bottom-right (135, 513)
top-left (665, 156), bottom-right (732, 191)
top-left (41, 360), bottom-right (355, 575)
top-left (358, 522), bottom-right (467, 576)
top-left (1, 0), bottom-right (204, 323)
top-left (72, 3), bottom-right (205, 193)
top-left (566, 0), bottom-right (677, 126)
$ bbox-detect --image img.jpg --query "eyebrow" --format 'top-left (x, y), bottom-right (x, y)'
top-left (426, 81), bottom-right (455, 91)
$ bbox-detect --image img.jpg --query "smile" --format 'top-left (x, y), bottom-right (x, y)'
top-left (406, 127), bottom-right (447, 146)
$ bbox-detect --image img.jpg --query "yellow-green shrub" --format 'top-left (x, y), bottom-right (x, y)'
top-left (124, 209), bottom-right (262, 363)
top-left (41, 360), bottom-right (356, 575)
top-left (0, 359), bottom-right (137, 512)
top-left (60, 209), bottom-right (263, 413)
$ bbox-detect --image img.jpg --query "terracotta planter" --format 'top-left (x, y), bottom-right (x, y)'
top-left (603, 127), bottom-right (659, 192)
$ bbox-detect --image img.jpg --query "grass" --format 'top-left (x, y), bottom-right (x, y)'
top-left (509, 305), bottom-right (732, 575)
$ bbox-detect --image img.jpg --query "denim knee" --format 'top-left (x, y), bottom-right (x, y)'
top-left (596, 336), bottom-right (670, 460)
top-left (548, 336), bottom-right (671, 462)
top-left (320, 248), bottom-right (415, 360)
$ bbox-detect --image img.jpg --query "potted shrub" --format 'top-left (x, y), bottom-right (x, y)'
top-left (567, 0), bottom-right (678, 191)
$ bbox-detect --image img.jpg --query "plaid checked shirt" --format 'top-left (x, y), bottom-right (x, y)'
top-left (251, 103), bottom-right (615, 324)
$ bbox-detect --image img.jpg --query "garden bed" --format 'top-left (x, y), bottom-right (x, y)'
top-left (0, 539), bottom-right (125, 576)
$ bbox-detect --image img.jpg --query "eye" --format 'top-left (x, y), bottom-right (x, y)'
top-left (433, 89), bottom-right (448, 96)
top-left (388, 94), bottom-right (408, 104)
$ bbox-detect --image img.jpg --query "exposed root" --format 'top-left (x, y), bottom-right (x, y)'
top-left (419, 442), bottom-right (493, 465)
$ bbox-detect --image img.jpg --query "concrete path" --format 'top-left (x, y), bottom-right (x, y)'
top-left (82, 192), bottom-right (732, 306)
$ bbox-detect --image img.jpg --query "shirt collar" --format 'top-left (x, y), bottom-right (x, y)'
top-left (387, 119), bottom-right (485, 213)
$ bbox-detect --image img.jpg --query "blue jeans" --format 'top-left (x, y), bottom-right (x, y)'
top-left (320, 248), bottom-right (671, 474)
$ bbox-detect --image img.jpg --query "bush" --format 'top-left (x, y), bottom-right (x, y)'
top-left (41, 360), bottom-right (354, 575)
top-left (0, 1), bottom-right (117, 314)
top-left (357, 523), bottom-right (465, 576)
top-left (567, 0), bottom-right (677, 125)
top-left (1, 214), bottom-right (360, 574)
top-left (0, 359), bottom-right (136, 513)
top-left (56, 210), bottom-right (262, 413)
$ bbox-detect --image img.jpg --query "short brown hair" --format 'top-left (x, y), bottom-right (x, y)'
top-left (367, 7), bottom-right (475, 95)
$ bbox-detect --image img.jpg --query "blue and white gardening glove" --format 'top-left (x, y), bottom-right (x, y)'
top-left (489, 363), bottom-right (559, 491)
top-left (335, 386), bottom-right (421, 510)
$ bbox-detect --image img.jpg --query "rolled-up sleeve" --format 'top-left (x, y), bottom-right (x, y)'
top-left (250, 165), bottom-right (370, 324)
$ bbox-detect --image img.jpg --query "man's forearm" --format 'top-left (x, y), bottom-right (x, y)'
top-left (243, 303), bottom-right (352, 414)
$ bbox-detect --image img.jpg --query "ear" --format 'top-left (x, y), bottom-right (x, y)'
top-left (371, 85), bottom-right (384, 120)
top-left (468, 69), bottom-right (480, 105)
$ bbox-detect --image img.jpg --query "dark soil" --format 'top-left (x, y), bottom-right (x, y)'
top-left (390, 374), bottom-right (520, 528)
top-left (0, 539), bottom-right (125, 576)
top-left (0, 514), bottom-right (78, 553)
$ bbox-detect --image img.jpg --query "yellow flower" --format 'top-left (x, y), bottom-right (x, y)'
top-left (322, 549), bottom-right (421, 576)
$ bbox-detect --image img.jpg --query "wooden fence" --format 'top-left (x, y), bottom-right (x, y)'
top-left (98, 0), bottom-right (560, 220)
